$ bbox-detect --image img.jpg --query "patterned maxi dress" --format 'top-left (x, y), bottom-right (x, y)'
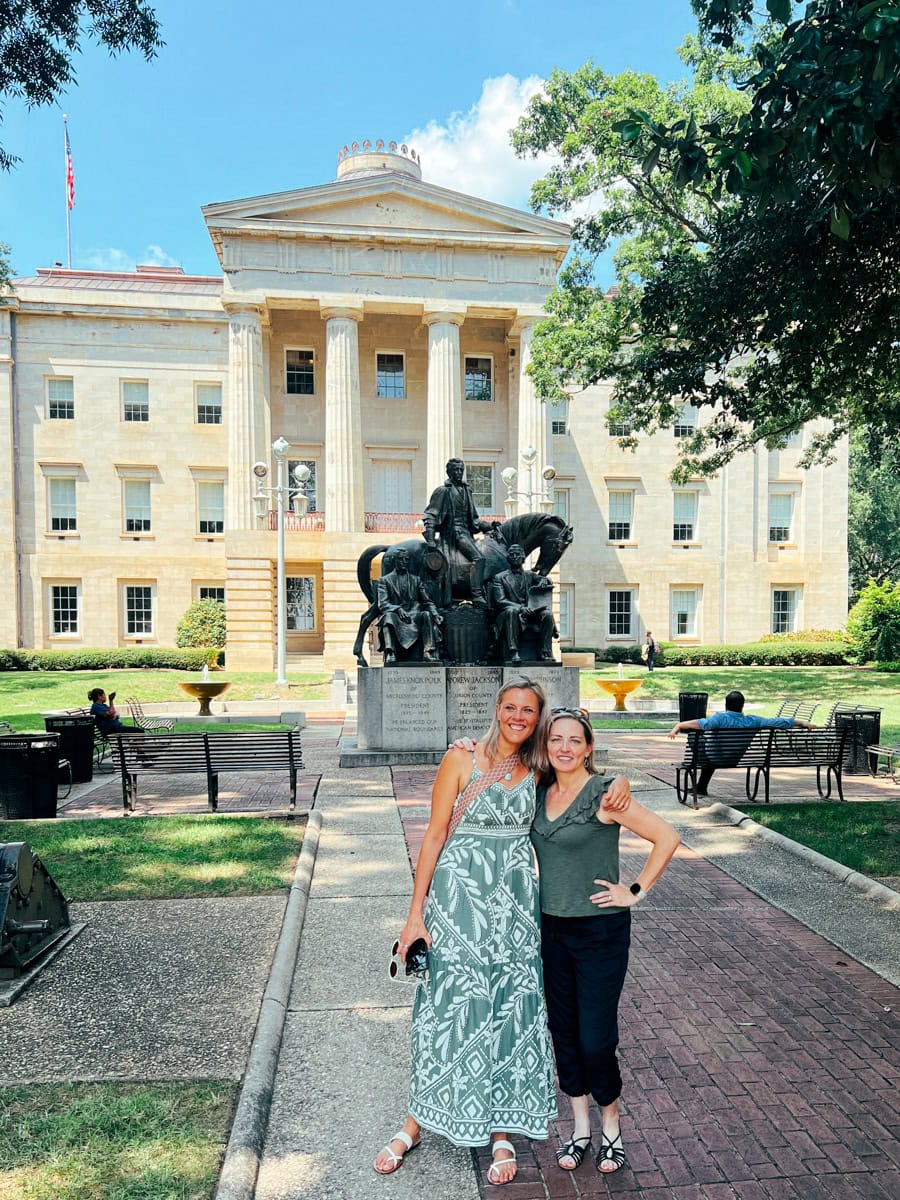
top-left (407, 762), bottom-right (557, 1145)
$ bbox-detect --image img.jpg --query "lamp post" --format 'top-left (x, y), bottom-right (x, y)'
top-left (252, 438), bottom-right (311, 685)
top-left (501, 445), bottom-right (556, 518)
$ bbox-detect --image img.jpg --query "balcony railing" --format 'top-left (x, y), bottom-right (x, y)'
top-left (268, 511), bottom-right (507, 533)
top-left (267, 511), bottom-right (327, 531)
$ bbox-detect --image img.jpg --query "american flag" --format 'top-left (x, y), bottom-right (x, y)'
top-left (65, 127), bottom-right (75, 210)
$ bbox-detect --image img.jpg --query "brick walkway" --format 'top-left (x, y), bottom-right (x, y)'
top-left (390, 767), bottom-right (900, 1199)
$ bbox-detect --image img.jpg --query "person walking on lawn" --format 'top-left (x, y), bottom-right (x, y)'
top-left (667, 690), bottom-right (815, 797)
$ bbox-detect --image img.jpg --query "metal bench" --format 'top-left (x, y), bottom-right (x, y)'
top-left (126, 696), bottom-right (175, 733)
top-left (673, 725), bottom-right (848, 807)
top-left (64, 707), bottom-right (115, 772)
top-left (865, 743), bottom-right (900, 783)
top-left (111, 728), bottom-right (303, 813)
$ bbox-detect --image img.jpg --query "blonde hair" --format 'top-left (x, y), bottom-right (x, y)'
top-left (539, 708), bottom-right (598, 781)
top-left (481, 676), bottom-right (548, 772)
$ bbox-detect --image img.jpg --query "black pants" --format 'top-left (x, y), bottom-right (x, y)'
top-left (697, 766), bottom-right (714, 791)
top-left (541, 910), bottom-right (631, 1107)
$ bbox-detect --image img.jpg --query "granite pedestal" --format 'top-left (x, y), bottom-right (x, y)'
top-left (340, 663), bottom-right (580, 766)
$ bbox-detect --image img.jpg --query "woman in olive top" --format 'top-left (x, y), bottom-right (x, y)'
top-left (531, 708), bottom-right (680, 1174)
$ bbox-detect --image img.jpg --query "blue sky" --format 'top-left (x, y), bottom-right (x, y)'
top-left (1, 0), bottom-right (696, 280)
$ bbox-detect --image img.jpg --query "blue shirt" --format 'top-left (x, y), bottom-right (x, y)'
top-left (697, 711), bottom-right (794, 731)
top-left (90, 701), bottom-right (125, 733)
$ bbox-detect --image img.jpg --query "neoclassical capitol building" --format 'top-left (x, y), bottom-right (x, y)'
top-left (0, 142), bottom-right (848, 669)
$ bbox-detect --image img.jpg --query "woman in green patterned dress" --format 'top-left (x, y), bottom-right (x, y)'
top-left (374, 677), bottom-right (556, 1186)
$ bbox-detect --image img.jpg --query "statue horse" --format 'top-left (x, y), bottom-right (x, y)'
top-left (352, 512), bottom-right (574, 665)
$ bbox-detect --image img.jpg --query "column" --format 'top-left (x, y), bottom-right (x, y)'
top-left (515, 318), bottom-right (548, 479)
top-left (0, 302), bottom-right (19, 648)
top-left (226, 304), bottom-right (268, 530)
top-left (322, 304), bottom-right (364, 532)
top-left (424, 307), bottom-right (465, 493)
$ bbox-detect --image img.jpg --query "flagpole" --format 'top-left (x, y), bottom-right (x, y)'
top-left (63, 114), bottom-right (72, 269)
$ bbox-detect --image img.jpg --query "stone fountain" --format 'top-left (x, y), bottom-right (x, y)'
top-left (595, 663), bottom-right (643, 712)
top-left (179, 663), bottom-right (231, 717)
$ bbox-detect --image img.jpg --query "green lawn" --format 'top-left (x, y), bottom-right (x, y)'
top-left (0, 814), bottom-right (306, 901)
top-left (0, 669), bottom-right (329, 733)
top-left (583, 664), bottom-right (900, 743)
top-left (0, 1082), bottom-right (236, 1200)
top-left (731, 801), bottom-right (900, 878)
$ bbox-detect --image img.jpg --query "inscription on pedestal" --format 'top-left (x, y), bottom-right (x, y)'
top-left (447, 667), bottom-right (502, 744)
top-left (382, 665), bottom-right (447, 751)
top-left (502, 665), bottom-right (579, 711)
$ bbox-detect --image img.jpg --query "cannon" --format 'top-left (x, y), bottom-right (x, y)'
top-left (0, 842), bottom-right (70, 979)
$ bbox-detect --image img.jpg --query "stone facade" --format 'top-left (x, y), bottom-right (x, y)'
top-left (1, 144), bottom-right (848, 668)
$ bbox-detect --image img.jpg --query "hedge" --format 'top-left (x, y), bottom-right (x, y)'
top-left (654, 641), bottom-right (849, 667)
top-left (757, 629), bottom-right (847, 644)
top-left (875, 661), bottom-right (900, 673)
top-left (0, 647), bottom-right (224, 671)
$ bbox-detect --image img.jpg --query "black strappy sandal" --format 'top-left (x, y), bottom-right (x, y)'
top-left (556, 1134), bottom-right (591, 1171)
top-left (597, 1128), bottom-right (626, 1173)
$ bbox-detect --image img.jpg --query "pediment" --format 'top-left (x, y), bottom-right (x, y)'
top-left (202, 173), bottom-right (570, 243)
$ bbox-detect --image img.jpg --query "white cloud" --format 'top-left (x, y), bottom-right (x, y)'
top-left (405, 75), bottom-right (557, 210)
top-left (78, 243), bottom-right (181, 272)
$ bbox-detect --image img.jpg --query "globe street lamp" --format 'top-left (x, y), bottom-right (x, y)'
top-left (252, 438), bottom-right (311, 685)
top-left (501, 445), bottom-right (556, 518)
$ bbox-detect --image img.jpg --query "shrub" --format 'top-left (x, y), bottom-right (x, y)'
top-left (603, 645), bottom-right (643, 664)
top-left (758, 628), bottom-right (847, 643)
top-left (567, 646), bottom-right (601, 661)
top-left (875, 661), bottom-right (900, 673)
top-left (176, 599), bottom-right (227, 649)
top-left (655, 641), bottom-right (849, 667)
top-left (0, 647), bottom-right (222, 671)
top-left (846, 580), bottom-right (900, 663)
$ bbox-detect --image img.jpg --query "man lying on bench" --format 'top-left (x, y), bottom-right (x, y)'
top-left (667, 690), bottom-right (815, 798)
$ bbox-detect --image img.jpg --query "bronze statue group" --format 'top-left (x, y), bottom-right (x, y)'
top-left (364, 462), bottom-right (681, 1185)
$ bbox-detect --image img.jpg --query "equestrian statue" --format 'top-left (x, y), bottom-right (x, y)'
top-left (353, 457), bottom-right (573, 666)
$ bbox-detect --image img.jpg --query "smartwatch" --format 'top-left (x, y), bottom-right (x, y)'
top-left (629, 882), bottom-right (645, 901)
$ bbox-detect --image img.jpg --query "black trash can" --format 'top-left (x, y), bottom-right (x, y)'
top-left (678, 691), bottom-right (709, 722)
top-left (44, 714), bottom-right (95, 783)
top-left (834, 707), bottom-right (883, 775)
top-left (0, 734), bottom-right (61, 819)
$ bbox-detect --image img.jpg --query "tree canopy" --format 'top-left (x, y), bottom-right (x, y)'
top-left (0, 0), bottom-right (162, 169)
top-left (848, 431), bottom-right (900, 596)
top-left (514, 3), bottom-right (900, 479)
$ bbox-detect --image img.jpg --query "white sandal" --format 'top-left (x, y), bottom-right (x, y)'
top-left (487, 1138), bottom-right (517, 1185)
top-left (373, 1129), bottom-right (420, 1174)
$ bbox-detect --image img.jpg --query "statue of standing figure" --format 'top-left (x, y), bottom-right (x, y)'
top-left (375, 548), bottom-right (443, 665)
top-left (422, 457), bottom-right (493, 607)
top-left (490, 543), bottom-right (556, 664)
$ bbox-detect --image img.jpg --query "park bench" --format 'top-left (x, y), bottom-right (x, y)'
top-left (673, 724), bottom-right (848, 807)
top-left (110, 728), bottom-right (303, 813)
top-left (125, 696), bottom-right (175, 733)
top-left (865, 743), bottom-right (900, 783)
top-left (63, 707), bottom-right (116, 772)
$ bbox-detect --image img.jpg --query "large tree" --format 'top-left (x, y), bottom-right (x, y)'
top-left (0, 0), bottom-right (162, 169)
top-left (514, 4), bottom-right (900, 479)
top-left (848, 430), bottom-right (900, 596)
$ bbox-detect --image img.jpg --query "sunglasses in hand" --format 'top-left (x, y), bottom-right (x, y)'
top-left (389, 937), bottom-right (429, 981)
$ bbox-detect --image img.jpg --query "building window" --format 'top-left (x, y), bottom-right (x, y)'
top-left (465, 463), bottom-right (494, 512)
top-left (772, 588), bottom-right (799, 634)
top-left (48, 477), bottom-right (77, 532)
top-left (464, 356), bottom-right (492, 401)
top-left (47, 377), bottom-right (74, 420)
top-left (768, 490), bottom-right (795, 543)
top-left (552, 488), bottom-right (570, 522)
top-left (122, 380), bottom-right (149, 422)
top-left (198, 586), bottom-right (225, 604)
top-left (124, 585), bottom-right (154, 635)
top-left (288, 459), bottom-right (318, 512)
top-left (196, 382), bottom-right (223, 424)
top-left (285, 349), bottom-right (315, 395)
top-left (674, 404), bottom-right (698, 438)
top-left (51, 584), bottom-right (79, 635)
top-left (551, 399), bottom-right (569, 436)
top-left (286, 576), bottom-right (316, 631)
top-left (608, 590), bottom-right (634, 638)
top-left (609, 404), bottom-right (631, 437)
top-left (671, 588), bottom-right (699, 638)
top-left (673, 491), bottom-right (698, 541)
top-left (123, 479), bottom-right (151, 533)
top-left (782, 429), bottom-right (803, 449)
top-left (558, 584), bottom-right (574, 641)
top-left (376, 352), bottom-right (405, 398)
top-left (608, 490), bottom-right (633, 541)
top-left (198, 481), bottom-right (225, 535)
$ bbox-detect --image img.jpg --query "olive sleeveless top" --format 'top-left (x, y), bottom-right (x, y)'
top-left (530, 774), bottom-right (624, 917)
